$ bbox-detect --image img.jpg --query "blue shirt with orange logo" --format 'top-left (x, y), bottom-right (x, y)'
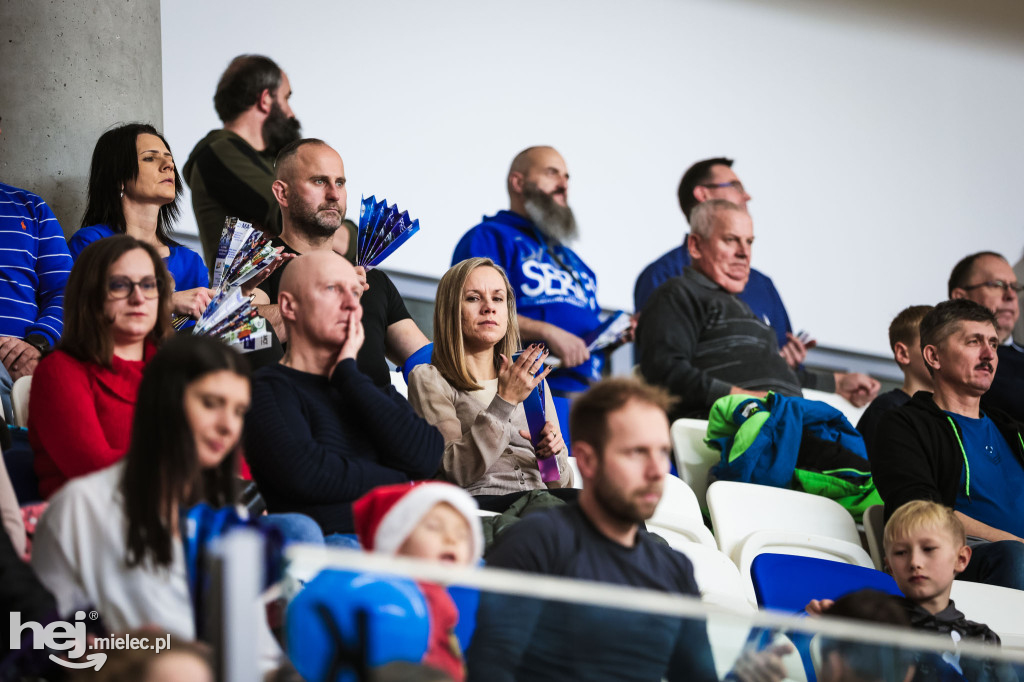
top-left (0, 182), bottom-right (72, 345)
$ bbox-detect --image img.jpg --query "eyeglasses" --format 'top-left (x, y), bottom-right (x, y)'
top-left (108, 276), bottom-right (160, 300)
top-left (962, 280), bottom-right (1024, 294)
top-left (699, 180), bottom-right (746, 193)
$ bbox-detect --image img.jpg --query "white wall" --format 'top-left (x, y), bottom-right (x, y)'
top-left (161, 0), bottom-right (1024, 356)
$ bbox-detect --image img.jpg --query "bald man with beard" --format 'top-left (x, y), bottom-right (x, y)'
top-left (243, 251), bottom-right (443, 538)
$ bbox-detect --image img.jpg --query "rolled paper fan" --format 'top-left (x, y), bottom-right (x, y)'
top-left (513, 350), bottom-right (561, 483)
top-left (523, 380), bottom-right (561, 483)
top-left (357, 195), bottom-right (420, 269)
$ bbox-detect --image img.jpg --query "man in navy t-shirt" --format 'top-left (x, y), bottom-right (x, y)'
top-left (872, 299), bottom-right (1024, 591)
top-left (467, 378), bottom-right (717, 682)
top-left (454, 147), bottom-right (628, 438)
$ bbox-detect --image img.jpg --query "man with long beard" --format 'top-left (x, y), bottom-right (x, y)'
top-left (453, 146), bottom-right (612, 437)
top-left (184, 54), bottom-right (303, 275)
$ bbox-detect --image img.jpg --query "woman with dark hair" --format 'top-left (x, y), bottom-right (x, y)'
top-left (29, 235), bottom-right (172, 498)
top-left (69, 123), bottom-right (215, 319)
top-left (408, 257), bottom-right (572, 511)
top-left (31, 334), bottom-right (250, 636)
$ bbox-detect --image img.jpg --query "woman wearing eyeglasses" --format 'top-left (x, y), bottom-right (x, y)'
top-left (69, 123), bottom-right (214, 320)
top-left (29, 235), bottom-right (172, 498)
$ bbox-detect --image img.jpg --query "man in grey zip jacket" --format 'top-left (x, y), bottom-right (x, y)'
top-left (872, 299), bottom-right (1024, 591)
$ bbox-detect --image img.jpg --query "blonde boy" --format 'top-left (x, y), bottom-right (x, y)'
top-left (809, 501), bottom-right (1004, 679)
top-left (883, 500), bottom-right (972, 617)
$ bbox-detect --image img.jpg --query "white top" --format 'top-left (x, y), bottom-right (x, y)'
top-left (31, 461), bottom-right (195, 637)
top-left (468, 377), bottom-right (499, 406)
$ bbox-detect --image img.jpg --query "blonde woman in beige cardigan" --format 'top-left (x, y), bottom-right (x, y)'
top-left (408, 258), bottom-right (573, 511)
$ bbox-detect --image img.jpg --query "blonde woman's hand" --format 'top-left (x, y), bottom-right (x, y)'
top-left (497, 344), bottom-right (551, 405)
top-left (520, 421), bottom-right (562, 458)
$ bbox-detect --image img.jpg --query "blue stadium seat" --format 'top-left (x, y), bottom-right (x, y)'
top-left (751, 553), bottom-right (902, 611)
top-left (448, 584), bottom-right (479, 651)
top-left (749, 553), bottom-right (903, 682)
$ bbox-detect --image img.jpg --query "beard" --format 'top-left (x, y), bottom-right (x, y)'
top-left (591, 466), bottom-right (662, 524)
top-left (262, 101), bottom-right (302, 157)
top-left (291, 201), bottom-right (345, 239)
top-left (522, 181), bottom-right (578, 243)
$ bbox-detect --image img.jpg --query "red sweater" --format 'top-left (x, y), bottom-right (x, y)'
top-left (419, 581), bottom-right (464, 682)
top-left (30, 345), bottom-right (155, 499)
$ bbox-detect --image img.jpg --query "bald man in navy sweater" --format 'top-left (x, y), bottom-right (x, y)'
top-left (243, 251), bottom-right (442, 537)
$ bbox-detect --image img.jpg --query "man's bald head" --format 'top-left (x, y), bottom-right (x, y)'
top-left (279, 250), bottom-right (352, 298)
top-left (278, 251), bottom-right (363, 350)
top-left (507, 146), bottom-right (564, 195)
top-left (507, 146), bottom-right (574, 242)
top-left (275, 138), bottom-right (332, 182)
top-left (272, 140), bottom-right (347, 240)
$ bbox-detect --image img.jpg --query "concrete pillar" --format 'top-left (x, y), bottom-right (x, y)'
top-left (0, 0), bottom-right (163, 237)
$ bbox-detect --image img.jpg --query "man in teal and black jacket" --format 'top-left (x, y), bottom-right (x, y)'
top-left (872, 298), bottom-right (1024, 591)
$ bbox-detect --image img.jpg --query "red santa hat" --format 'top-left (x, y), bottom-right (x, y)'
top-left (352, 482), bottom-right (484, 563)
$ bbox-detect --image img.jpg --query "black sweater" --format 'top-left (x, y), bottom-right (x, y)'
top-left (871, 391), bottom-right (1024, 522)
top-left (636, 267), bottom-right (828, 419)
top-left (243, 359), bottom-right (443, 533)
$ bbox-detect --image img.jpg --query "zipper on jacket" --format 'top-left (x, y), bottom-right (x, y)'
top-left (945, 415), bottom-right (971, 499)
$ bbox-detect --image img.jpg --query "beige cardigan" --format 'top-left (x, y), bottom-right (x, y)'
top-left (407, 364), bottom-right (572, 496)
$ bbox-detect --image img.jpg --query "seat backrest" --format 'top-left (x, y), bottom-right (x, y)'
top-left (751, 554), bottom-right (899, 682)
top-left (862, 504), bottom-right (886, 571)
top-left (707, 481), bottom-right (864, 564)
top-left (670, 418), bottom-right (719, 510)
top-left (751, 553), bottom-right (901, 612)
top-left (674, 541), bottom-right (756, 612)
top-left (950, 580), bottom-right (1024, 646)
top-left (566, 457), bottom-right (584, 489)
top-left (389, 370), bottom-right (408, 398)
top-left (11, 375), bottom-right (31, 428)
top-left (401, 342), bottom-right (434, 384)
top-left (801, 388), bottom-right (867, 428)
top-left (648, 474), bottom-right (716, 548)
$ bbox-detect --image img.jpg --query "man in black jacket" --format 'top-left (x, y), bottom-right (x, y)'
top-left (872, 299), bottom-right (1024, 591)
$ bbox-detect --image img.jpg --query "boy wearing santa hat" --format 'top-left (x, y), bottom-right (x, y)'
top-left (353, 481), bottom-right (483, 681)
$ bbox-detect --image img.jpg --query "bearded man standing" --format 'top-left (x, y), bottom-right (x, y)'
top-left (453, 147), bottom-right (610, 425)
top-left (184, 54), bottom-right (302, 273)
